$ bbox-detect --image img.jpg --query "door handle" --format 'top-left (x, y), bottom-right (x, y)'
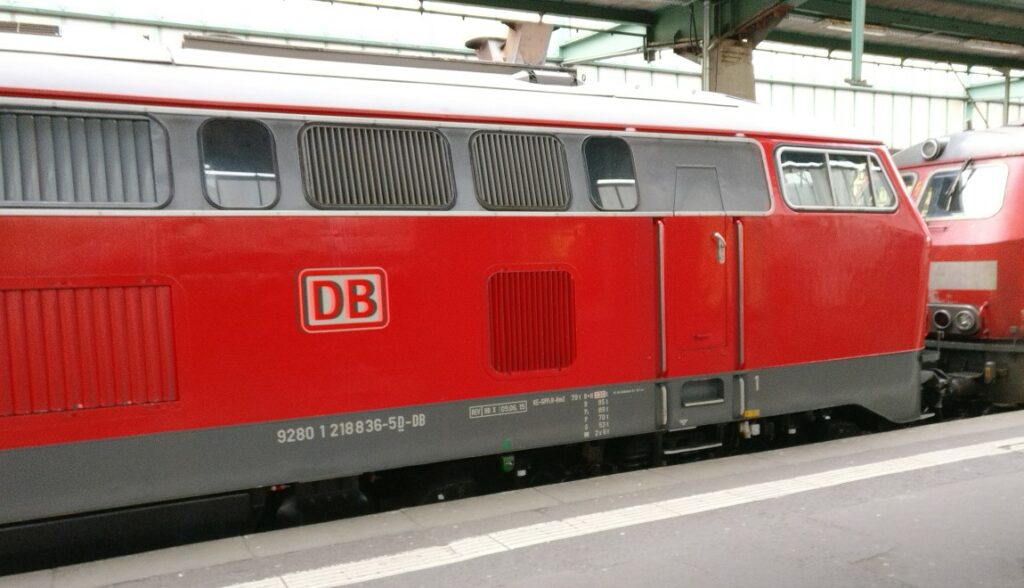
top-left (712, 232), bottom-right (726, 264)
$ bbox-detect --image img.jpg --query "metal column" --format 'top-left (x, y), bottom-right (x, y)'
top-left (1005, 70), bottom-right (1012, 126)
top-left (701, 0), bottom-right (711, 91)
top-left (846, 0), bottom-right (868, 87)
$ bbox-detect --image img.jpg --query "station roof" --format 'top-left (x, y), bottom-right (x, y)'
top-left (441, 0), bottom-right (1024, 70)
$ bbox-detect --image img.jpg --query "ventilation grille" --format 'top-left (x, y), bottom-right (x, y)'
top-left (300, 125), bottom-right (454, 209)
top-left (0, 112), bottom-right (167, 207)
top-left (0, 285), bottom-right (177, 417)
top-left (471, 132), bottom-right (571, 211)
top-left (488, 270), bottom-right (575, 374)
top-left (0, 21), bottom-right (60, 36)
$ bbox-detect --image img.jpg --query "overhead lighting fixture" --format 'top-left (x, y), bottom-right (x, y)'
top-left (964, 39), bottom-right (1021, 55)
top-left (541, 15), bottom-right (619, 31)
top-left (784, 14), bottom-right (822, 26)
top-left (920, 33), bottom-right (962, 46)
top-left (824, 20), bottom-right (886, 37)
top-left (876, 27), bottom-right (921, 41)
top-left (337, 0), bottom-right (422, 9)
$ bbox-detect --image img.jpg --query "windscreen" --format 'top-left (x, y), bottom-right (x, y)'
top-left (917, 164), bottom-right (1008, 219)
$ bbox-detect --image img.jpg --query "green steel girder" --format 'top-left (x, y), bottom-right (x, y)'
top-left (767, 30), bottom-right (1024, 71)
top-left (794, 0), bottom-right (1024, 47)
top-left (651, 0), bottom-right (804, 47)
top-left (557, 24), bottom-right (648, 65)
top-left (966, 77), bottom-right (1024, 101)
top-left (430, 0), bottom-right (656, 25)
top-left (551, 1), bottom-right (802, 64)
top-left (951, 0), bottom-right (1024, 9)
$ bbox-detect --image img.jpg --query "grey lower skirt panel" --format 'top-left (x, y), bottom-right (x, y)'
top-left (0, 350), bottom-right (920, 526)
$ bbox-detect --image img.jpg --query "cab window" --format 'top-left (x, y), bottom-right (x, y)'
top-left (918, 164), bottom-right (1007, 219)
top-left (777, 147), bottom-right (897, 211)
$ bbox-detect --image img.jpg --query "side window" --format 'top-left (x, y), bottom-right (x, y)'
top-left (200, 119), bottom-right (278, 209)
top-left (870, 158), bottom-right (896, 207)
top-left (583, 137), bottom-right (638, 211)
top-left (0, 110), bottom-right (171, 207)
top-left (779, 148), bottom-right (897, 211)
top-left (917, 171), bottom-right (956, 216)
top-left (779, 150), bottom-right (833, 207)
top-left (828, 153), bottom-right (874, 207)
top-left (827, 153), bottom-right (884, 208)
top-left (900, 172), bottom-right (917, 195)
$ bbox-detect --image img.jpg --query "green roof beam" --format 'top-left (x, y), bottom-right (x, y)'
top-left (767, 30), bottom-right (1024, 71)
top-left (965, 77), bottom-right (1024, 101)
top-left (794, 0), bottom-right (1024, 47)
top-left (650, 1), bottom-right (806, 48)
top-left (557, 25), bottom-right (648, 65)
top-left (429, 0), bottom-right (656, 26)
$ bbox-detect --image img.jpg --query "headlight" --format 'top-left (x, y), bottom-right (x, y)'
top-left (954, 310), bottom-right (976, 332)
top-left (921, 137), bottom-right (948, 160)
top-left (932, 309), bottom-right (951, 330)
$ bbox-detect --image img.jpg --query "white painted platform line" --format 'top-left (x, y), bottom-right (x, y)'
top-left (226, 436), bottom-right (1024, 588)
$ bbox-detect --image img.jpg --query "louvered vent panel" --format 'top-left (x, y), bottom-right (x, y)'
top-left (300, 125), bottom-right (454, 209)
top-left (470, 132), bottom-right (571, 211)
top-left (0, 285), bottom-right (177, 417)
top-left (0, 112), bottom-right (164, 206)
top-left (488, 270), bottom-right (576, 374)
top-left (0, 22), bottom-right (60, 36)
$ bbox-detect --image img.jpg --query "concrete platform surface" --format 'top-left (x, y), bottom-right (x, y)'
top-left (7, 411), bottom-right (1024, 588)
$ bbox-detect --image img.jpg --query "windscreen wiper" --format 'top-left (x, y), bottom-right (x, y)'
top-left (939, 157), bottom-right (975, 213)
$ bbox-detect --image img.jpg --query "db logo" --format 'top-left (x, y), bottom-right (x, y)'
top-left (299, 268), bottom-right (389, 332)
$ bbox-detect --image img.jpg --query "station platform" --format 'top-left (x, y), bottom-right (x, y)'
top-left (8, 411), bottom-right (1024, 588)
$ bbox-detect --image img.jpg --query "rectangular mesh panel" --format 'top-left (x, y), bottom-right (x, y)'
top-left (0, 112), bottom-right (165, 207)
top-left (488, 270), bottom-right (575, 374)
top-left (0, 21), bottom-right (60, 36)
top-left (471, 132), bottom-right (571, 211)
top-left (300, 125), bottom-right (454, 209)
top-left (0, 285), bottom-right (177, 416)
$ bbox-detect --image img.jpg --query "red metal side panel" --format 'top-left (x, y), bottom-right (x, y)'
top-left (0, 216), bottom-right (658, 449)
top-left (0, 285), bottom-right (176, 416)
top-left (740, 140), bottom-right (929, 367)
top-left (488, 269), bottom-right (576, 374)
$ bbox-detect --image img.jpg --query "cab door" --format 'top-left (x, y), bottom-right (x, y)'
top-left (660, 165), bottom-right (733, 378)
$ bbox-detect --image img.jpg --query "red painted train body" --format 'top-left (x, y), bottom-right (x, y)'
top-left (0, 43), bottom-right (929, 529)
top-left (896, 126), bottom-right (1024, 404)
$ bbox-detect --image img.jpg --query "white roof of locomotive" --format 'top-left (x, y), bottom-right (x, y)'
top-left (0, 33), bottom-right (876, 145)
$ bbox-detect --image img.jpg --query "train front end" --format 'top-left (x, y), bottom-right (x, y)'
top-left (896, 127), bottom-right (1024, 404)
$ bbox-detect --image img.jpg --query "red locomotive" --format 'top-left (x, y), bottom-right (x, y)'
top-left (896, 126), bottom-right (1024, 405)
top-left (0, 40), bottom-right (929, 542)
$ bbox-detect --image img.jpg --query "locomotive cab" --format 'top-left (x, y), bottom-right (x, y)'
top-left (896, 126), bottom-right (1024, 404)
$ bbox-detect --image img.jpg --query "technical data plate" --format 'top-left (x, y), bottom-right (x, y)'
top-left (259, 382), bottom-right (659, 479)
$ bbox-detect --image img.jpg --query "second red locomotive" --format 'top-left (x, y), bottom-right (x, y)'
top-left (896, 125), bottom-right (1024, 405)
